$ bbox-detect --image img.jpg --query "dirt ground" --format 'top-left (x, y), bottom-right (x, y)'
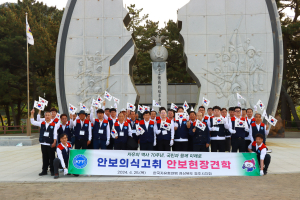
top-left (0, 173), bottom-right (299, 200)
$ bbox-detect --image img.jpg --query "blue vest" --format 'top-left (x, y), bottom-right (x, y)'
top-left (39, 121), bottom-right (55, 144)
top-left (57, 142), bottom-right (72, 168)
top-left (251, 141), bottom-right (267, 161)
top-left (210, 117), bottom-right (226, 138)
top-left (251, 123), bottom-right (266, 144)
top-left (74, 119), bottom-right (90, 141)
top-left (156, 119), bottom-right (172, 141)
top-left (93, 119), bottom-right (109, 141)
top-left (114, 122), bottom-right (129, 144)
top-left (139, 120), bottom-right (155, 144)
top-left (231, 117), bottom-right (247, 138)
top-left (57, 122), bottom-right (72, 141)
top-left (189, 122), bottom-right (210, 144)
top-left (174, 119), bottom-right (189, 139)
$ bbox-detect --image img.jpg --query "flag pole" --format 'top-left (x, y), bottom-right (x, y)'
top-left (26, 13), bottom-right (31, 136)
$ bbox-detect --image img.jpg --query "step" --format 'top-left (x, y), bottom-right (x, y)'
top-left (0, 137), bottom-right (39, 146)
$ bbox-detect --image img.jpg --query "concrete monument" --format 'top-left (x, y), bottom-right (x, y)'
top-left (150, 36), bottom-right (168, 110)
top-left (55, 0), bottom-right (138, 113)
top-left (178, 0), bottom-right (283, 116)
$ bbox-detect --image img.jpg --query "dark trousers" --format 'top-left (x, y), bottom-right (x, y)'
top-left (41, 145), bottom-right (55, 173)
top-left (75, 139), bottom-right (88, 149)
top-left (87, 139), bottom-right (94, 149)
top-left (261, 154), bottom-right (271, 171)
top-left (71, 136), bottom-right (75, 147)
top-left (140, 142), bottom-right (153, 151)
top-left (225, 137), bottom-right (231, 152)
top-left (245, 140), bottom-right (252, 152)
top-left (188, 135), bottom-right (193, 151)
top-left (157, 140), bottom-right (170, 151)
top-left (211, 140), bottom-right (226, 152)
top-left (93, 139), bottom-right (107, 149)
top-left (53, 158), bottom-right (63, 175)
top-left (114, 142), bottom-right (127, 150)
top-left (173, 141), bottom-right (189, 151)
top-left (193, 144), bottom-right (208, 152)
top-left (106, 138), bottom-right (114, 150)
top-left (231, 137), bottom-right (246, 152)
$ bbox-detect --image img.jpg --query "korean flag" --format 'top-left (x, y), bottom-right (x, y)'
top-left (175, 113), bottom-right (187, 121)
top-left (256, 99), bottom-right (265, 111)
top-left (267, 115), bottom-right (278, 127)
top-left (138, 105), bottom-right (144, 114)
top-left (171, 103), bottom-right (178, 111)
top-left (113, 96), bottom-right (120, 104)
top-left (97, 95), bottom-right (104, 104)
top-left (143, 106), bottom-right (150, 112)
top-left (104, 91), bottom-right (112, 101)
top-left (34, 101), bottom-right (45, 111)
top-left (127, 103), bottom-right (135, 111)
top-left (136, 125), bottom-right (145, 136)
top-left (237, 93), bottom-right (246, 100)
top-left (153, 100), bottom-right (161, 108)
top-left (235, 119), bottom-right (245, 128)
top-left (39, 97), bottom-right (48, 106)
top-left (80, 103), bottom-right (88, 111)
top-left (195, 120), bottom-right (206, 131)
top-left (160, 121), bottom-right (171, 131)
top-left (183, 101), bottom-right (189, 111)
top-left (69, 103), bottom-right (77, 114)
top-left (92, 99), bottom-right (100, 108)
top-left (111, 126), bottom-right (118, 137)
top-left (202, 97), bottom-right (210, 107)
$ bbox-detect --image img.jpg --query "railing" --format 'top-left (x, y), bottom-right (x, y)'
top-left (282, 120), bottom-right (300, 130)
top-left (0, 126), bottom-right (40, 134)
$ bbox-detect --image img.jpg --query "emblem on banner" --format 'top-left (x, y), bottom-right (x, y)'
top-left (242, 158), bottom-right (256, 172)
top-left (73, 154), bottom-right (88, 169)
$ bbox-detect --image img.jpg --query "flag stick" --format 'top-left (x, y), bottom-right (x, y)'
top-left (26, 13), bottom-right (31, 136)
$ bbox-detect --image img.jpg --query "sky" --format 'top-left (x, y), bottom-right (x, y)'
top-left (0, 0), bottom-right (295, 27)
top-left (0, 0), bottom-right (190, 28)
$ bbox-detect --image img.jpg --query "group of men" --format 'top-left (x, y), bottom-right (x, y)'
top-left (31, 101), bottom-right (271, 178)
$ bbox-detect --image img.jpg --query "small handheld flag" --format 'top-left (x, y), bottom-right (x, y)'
top-left (183, 101), bottom-right (189, 111)
top-left (69, 103), bottom-right (77, 114)
top-left (213, 117), bottom-right (224, 125)
top-left (143, 106), bottom-right (150, 112)
top-left (160, 121), bottom-right (171, 131)
top-left (136, 125), bottom-right (145, 135)
top-left (235, 119), bottom-right (245, 128)
top-left (262, 110), bottom-right (268, 121)
top-left (113, 96), bottom-right (120, 104)
top-left (97, 95), bottom-right (104, 104)
top-left (153, 100), bottom-right (161, 107)
top-left (195, 120), bottom-right (206, 131)
top-left (80, 103), bottom-right (88, 111)
top-left (111, 127), bottom-right (118, 137)
top-left (127, 103), bottom-right (135, 111)
top-left (138, 105), bottom-right (144, 114)
top-left (104, 91), bottom-right (112, 101)
top-left (92, 99), bottom-right (100, 108)
top-left (237, 93), bottom-right (246, 100)
top-left (34, 101), bottom-right (45, 111)
top-left (267, 115), bottom-right (277, 127)
top-left (56, 113), bottom-right (60, 119)
top-left (175, 113), bottom-right (187, 121)
top-left (256, 99), bottom-right (265, 111)
top-left (39, 97), bottom-right (48, 106)
top-left (202, 97), bottom-right (210, 107)
top-left (171, 103), bottom-right (178, 111)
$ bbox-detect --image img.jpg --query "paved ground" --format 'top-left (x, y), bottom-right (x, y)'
top-left (0, 138), bottom-right (299, 199)
top-left (0, 173), bottom-right (299, 199)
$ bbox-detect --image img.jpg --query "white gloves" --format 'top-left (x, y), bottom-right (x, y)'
top-left (106, 140), bottom-right (110, 146)
top-left (153, 140), bottom-right (156, 146)
top-left (254, 105), bottom-right (257, 112)
top-left (237, 102), bottom-right (241, 107)
top-left (64, 168), bottom-right (68, 175)
top-left (260, 170), bottom-right (264, 176)
top-left (231, 130), bottom-right (236, 134)
top-left (211, 127), bottom-right (216, 131)
top-left (156, 130), bottom-right (161, 135)
top-left (174, 123), bottom-right (178, 128)
top-left (90, 106), bottom-right (94, 112)
top-left (114, 103), bottom-right (118, 109)
top-left (170, 140), bottom-right (174, 146)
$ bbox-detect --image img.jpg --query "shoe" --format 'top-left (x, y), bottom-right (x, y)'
top-left (263, 169), bottom-right (268, 175)
top-left (266, 149), bottom-right (272, 153)
top-left (39, 171), bottom-right (47, 176)
top-left (51, 172), bottom-right (55, 176)
top-left (54, 174), bottom-right (59, 179)
top-left (73, 174), bottom-right (79, 177)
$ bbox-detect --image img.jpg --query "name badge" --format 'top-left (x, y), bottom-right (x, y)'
top-left (132, 130), bottom-right (137, 134)
top-left (80, 130), bottom-right (85, 135)
top-left (214, 127), bottom-right (220, 131)
top-left (99, 129), bottom-right (104, 134)
top-left (120, 132), bottom-right (124, 137)
top-left (162, 130), bottom-right (167, 135)
top-left (44, 132), bottom-right (49, 137)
